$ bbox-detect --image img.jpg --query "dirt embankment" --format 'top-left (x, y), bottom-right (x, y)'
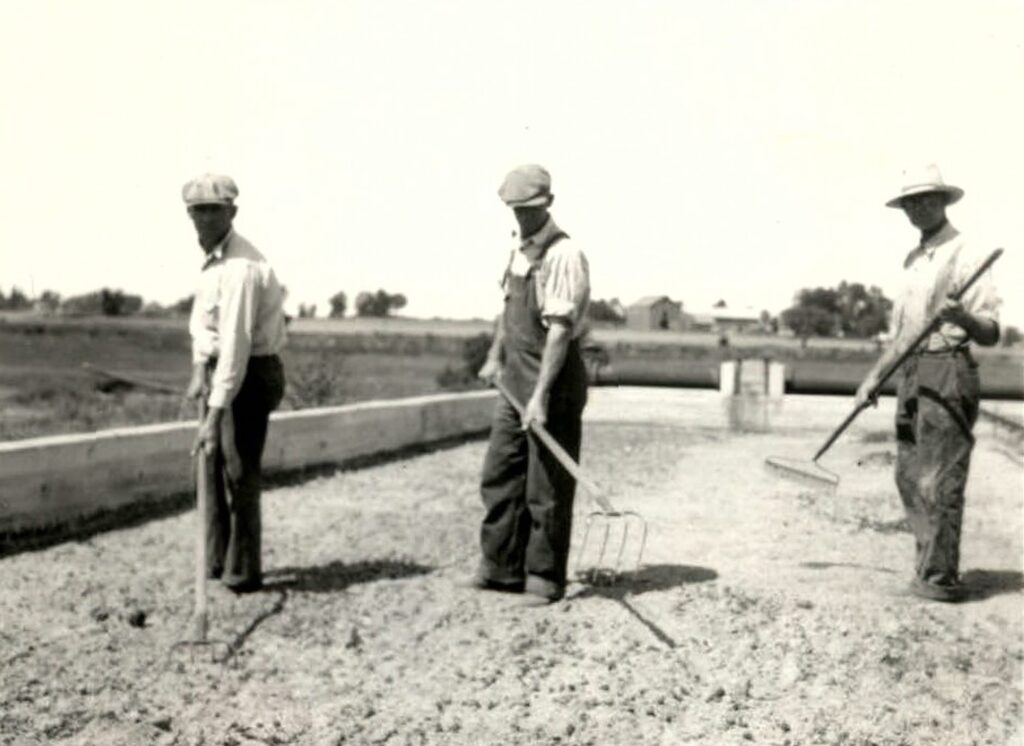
top-left (0, 389), bottom-right (1021, 745)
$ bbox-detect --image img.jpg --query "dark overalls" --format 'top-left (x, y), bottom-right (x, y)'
top-left (894, 347), bottom-right (980, 586)
top-left (478, 240), bottom-right (588, 599)
top-left (204, 355), bottom-right (285, 589)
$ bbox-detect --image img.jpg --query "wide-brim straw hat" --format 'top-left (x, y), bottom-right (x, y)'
top-left (885, 164), bottom-right (963, 208)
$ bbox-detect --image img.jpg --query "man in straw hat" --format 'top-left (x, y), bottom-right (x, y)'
top-left (465, 164), bottom-right (591, 606)
top-left (856, 164), bottom-right (1001, 602)
top-left (183, 173), bottom-right (286, 594)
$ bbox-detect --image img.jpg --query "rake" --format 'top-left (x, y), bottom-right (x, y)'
top-left (493, 379), bottom-right (647, 584)
top-left (765, 248), bottom-right (1003, 490)
top-left (172, 403), bottom-right (229, 662)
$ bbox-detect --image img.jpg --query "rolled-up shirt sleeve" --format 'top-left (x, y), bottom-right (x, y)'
top-left (208, 261), bottom-right (258, 408)
top-left (540, 242), bottom-right (590, 330)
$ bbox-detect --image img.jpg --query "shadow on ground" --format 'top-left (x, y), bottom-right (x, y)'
top-left (573, 563), bottom-right (718, 601)
top-left (961, 569), bottom-right (1024, 601)
top-left (263, 559), bottom-right (433, 593)
top-left (569, 564), bottom-right (717, 650)
top-left (800, 560), bottom-right (897, 574)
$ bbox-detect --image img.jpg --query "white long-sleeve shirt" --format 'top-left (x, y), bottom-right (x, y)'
top-left (189, 230), bottom-right (286, 408)
top-left (890, 222), bottom-right (1000, 352)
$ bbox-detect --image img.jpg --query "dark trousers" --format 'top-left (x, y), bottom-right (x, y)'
top-left (894, 351), bottom-right (979, 585)
top-left (479, 390), bottom-right (584, 594)
top-left (205, 355), bottom-right (285, 587)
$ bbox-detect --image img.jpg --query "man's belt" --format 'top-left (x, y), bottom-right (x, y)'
top-left (915, 344), bottom-right (969, 357)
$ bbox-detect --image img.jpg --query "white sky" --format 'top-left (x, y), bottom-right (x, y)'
top-left (2, 0), bottom-right (1022, 325)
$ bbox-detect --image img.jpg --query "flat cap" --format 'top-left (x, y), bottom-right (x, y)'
top-left (182, 173), bottom-right (239, 206)
top-left (498, 164), bottom-right (552, 207)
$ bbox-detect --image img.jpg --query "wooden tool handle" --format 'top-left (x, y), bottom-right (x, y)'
top-left (493, 378), bottom-right (616, 513)
top-left (192, 402), bottom-right (210, 641)
top-left (814, 247), bottom-right (1003, 463)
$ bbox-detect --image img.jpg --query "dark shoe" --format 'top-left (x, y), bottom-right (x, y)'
top-left (225, 578), bottom-right (263, 595)
top-left (910, 577), bottom-right (964, 603)
top-left (457, 574), bottom-right (524, 594)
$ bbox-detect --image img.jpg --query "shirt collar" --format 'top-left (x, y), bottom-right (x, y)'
top-left (905, 221), bottom-right (958, 266)
top-left (519, 217), bottom-right (564, 264)
top-left (201, 229), bottom-right (234, 269)
top-left (919, 221), bottom-right (958, 256)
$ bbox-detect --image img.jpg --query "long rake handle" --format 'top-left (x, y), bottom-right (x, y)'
top-left (493, 378), bottom-right (617, 513)
top-left (192, 401), bottom-right (211, 641)
top-left (812, 247), bottom-right (1003, 462)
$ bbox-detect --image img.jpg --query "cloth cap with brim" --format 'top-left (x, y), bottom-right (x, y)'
top-left (182, 173), bottom-right (239, 206)
top-left (885, 164), bottom-right (963, 208)
top-left (498, 164), bottom-right (552, 207)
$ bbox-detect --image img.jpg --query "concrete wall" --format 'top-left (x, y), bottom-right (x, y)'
top-left (0, 390), bottom-right (497, 543)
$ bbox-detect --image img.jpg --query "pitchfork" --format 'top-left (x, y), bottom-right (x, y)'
top-left (493, 379), bottom-right (647, 585)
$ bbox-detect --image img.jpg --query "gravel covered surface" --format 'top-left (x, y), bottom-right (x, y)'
top-left (1, 389), bottom-right (1021, 745)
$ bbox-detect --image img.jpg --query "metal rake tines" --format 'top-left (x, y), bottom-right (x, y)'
top-left (574, 509), bottom-right (648, 585)
top-left (764, 455), bottom-right (840, 490)
top-left (170, 637), bottom-right (231, 664)
top-left (170, 612), bottom-right (231, 664)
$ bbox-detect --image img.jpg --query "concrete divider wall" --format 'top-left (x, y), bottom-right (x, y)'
top-left (0, 390), bottom-right (497, 542)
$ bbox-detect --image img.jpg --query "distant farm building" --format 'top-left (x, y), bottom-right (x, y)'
top-left (682, 305), bottom-right (764, 334)
top-left (626, 296), bottom-right (683, 331)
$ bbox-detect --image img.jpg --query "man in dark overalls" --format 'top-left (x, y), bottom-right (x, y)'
top-left (856, 165), bottom-right (1000, 602)
top-left (468, 164), bottom-right (591, 606)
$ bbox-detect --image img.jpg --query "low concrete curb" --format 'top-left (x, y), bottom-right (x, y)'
top-left (0, 390), bottom-right (497, 549)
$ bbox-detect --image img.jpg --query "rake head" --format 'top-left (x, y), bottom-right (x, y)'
top-left (573, 509), bottom-right (648, 585)
top-left (764, 456), bottom-right (839, 491)
top-left (170, 612), bottom-right (230, 664)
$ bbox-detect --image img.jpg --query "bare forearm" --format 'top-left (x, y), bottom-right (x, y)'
top-left (534, 322), bottom-right (572, 398)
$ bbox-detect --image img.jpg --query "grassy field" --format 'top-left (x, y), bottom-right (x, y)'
top-left (1, 313), bottom-right (1021, 441)
top-left (0, 316), bottom-right (475, 441)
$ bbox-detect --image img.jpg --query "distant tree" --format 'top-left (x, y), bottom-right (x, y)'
top-left (782, 282), bottom-right (891, 340)
top-left (587, 297), bottom-right (626, 325)
top-left (328, 291), bottom-right (348, 318)
top-left (355, 289), bottom-right (407, 317)
top-left (389, 293), bottom-right (407, 313)
top-left (713, 299), bottom-right (727, 308)
top-left (1002, 325), bottom-right (1022, 347)
top-left (0, 286), bottom-right (32, 310)
top-left (835, 282), bottom-right (892, 338)
top-left (61, 288), bottom-right (143, 316)
top-left (100, 288), bottom-right (142, 316)
top-left (172, 295), bottom-right (194, 315)
top-left (297, 303), bottom-right (317, 319)
top-left (781, 305), bottom-right (837, 340)
top-left (37, 290), bottom-right (61, 314)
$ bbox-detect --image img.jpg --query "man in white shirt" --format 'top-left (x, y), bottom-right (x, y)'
top-left (183, 173), bottom-right (286, 593)
top-left (856, 165), bottom-right (1000, 602)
